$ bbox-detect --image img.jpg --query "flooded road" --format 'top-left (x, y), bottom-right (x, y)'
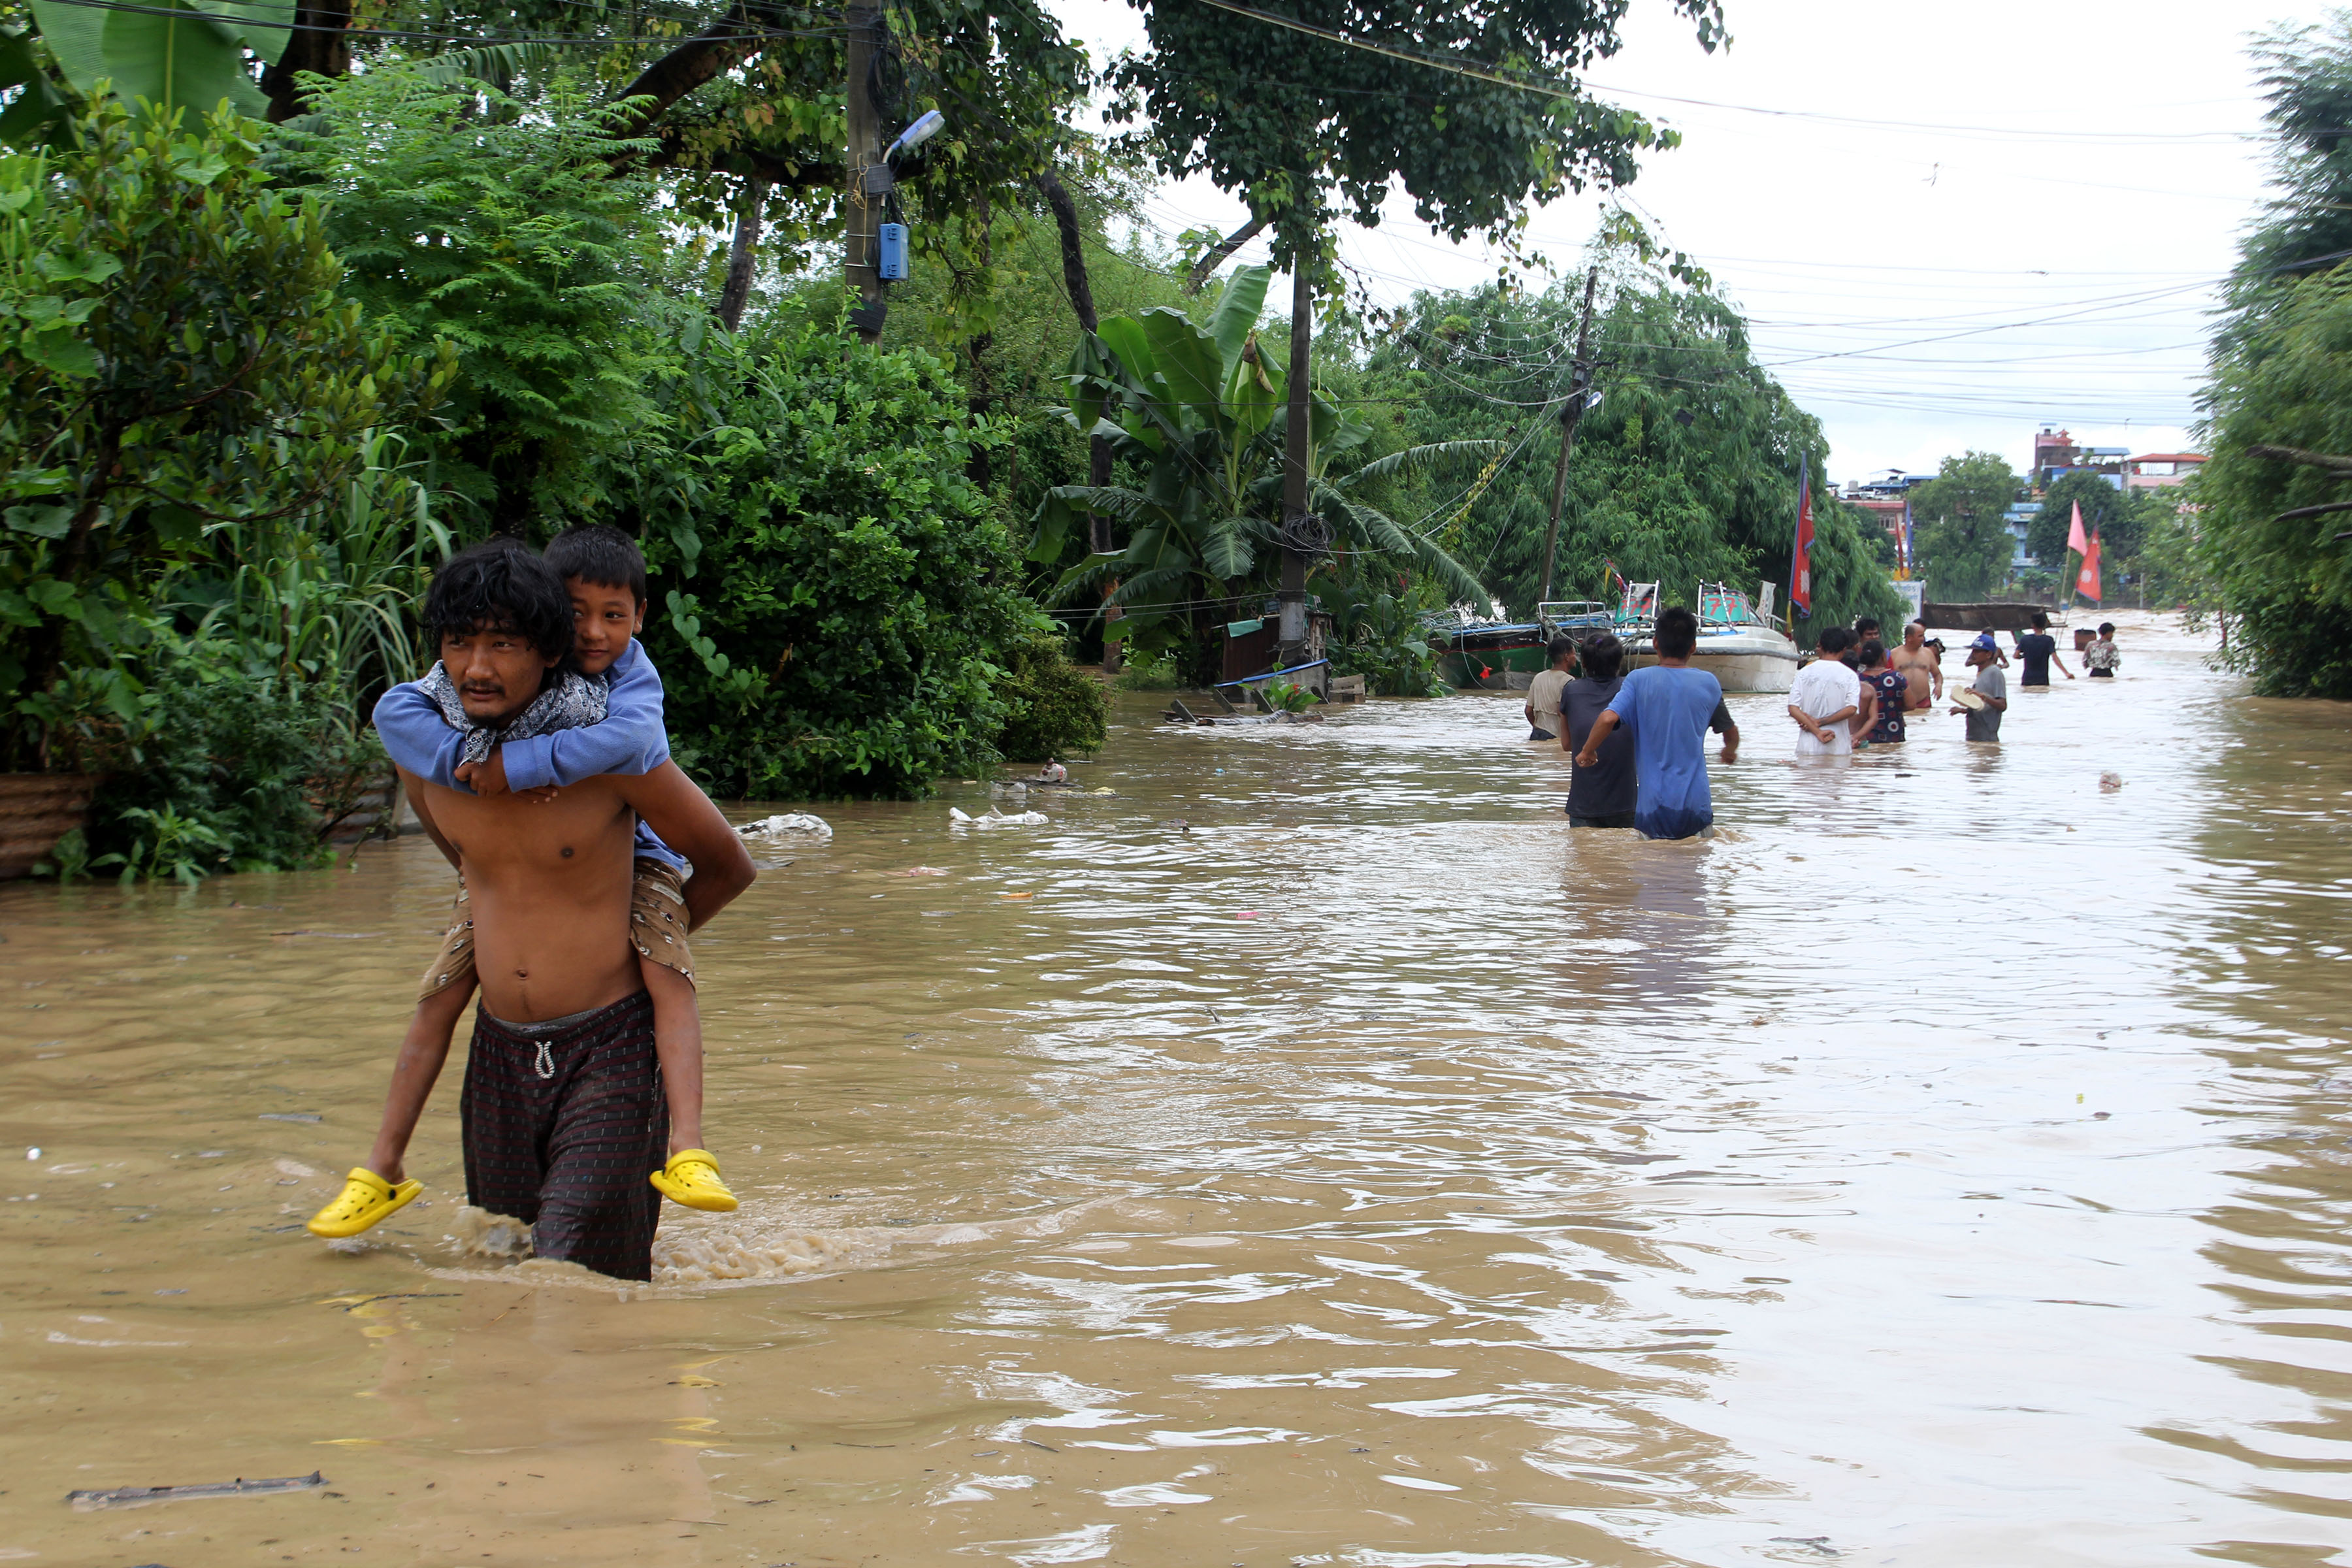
top-left (5, 611), bottom-right (2350, 1567)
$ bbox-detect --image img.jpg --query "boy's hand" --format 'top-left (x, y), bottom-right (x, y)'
top-left (455, 748), bottom-right (512, 796)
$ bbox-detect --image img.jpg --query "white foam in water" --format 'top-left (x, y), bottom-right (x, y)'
top-left (652, 1216), bottom-right (862, 1282)
top-left (428, 1198), bottom-right (1123, 1292)
top-left (447, 1205), bottom-right (534, 1260)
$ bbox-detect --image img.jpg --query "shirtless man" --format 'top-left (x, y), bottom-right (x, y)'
top-left (363, 544), bottom-right (754, 1281)
top-left (1891, 621), bottom-right (1942, 713)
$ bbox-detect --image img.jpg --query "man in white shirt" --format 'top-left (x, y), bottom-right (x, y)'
top-left (1524, 636), bottom-right (1575, 741)
top-left (1789, 626), bottom-right (1863, 757)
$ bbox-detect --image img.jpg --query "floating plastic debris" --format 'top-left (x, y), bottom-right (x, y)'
top-left (69, 1471), bottom-right (325, 1510)
top-left (739, 813), bottom-right (833, 840)
top-left (949, 808), bottom-right (1047, 829)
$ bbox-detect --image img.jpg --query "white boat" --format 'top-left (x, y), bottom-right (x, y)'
top-left (1625, 581), bottom-right (1800, 694)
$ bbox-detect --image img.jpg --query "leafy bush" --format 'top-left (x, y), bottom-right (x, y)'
top-left (274, 66), bottom-right (656, 534)
top-left (80, 640), bottom-right (385, 881)
top-left (993, 624), bottom-right (1108, 762)
top-left (0, 97), bottom-right (452, 769)
top-left (1113, 649), bottom-right (1185, 691)
top-left (611, 310), bottom-right (1035, 799)
top-left (1326, 579), bottom-right (1443, 696)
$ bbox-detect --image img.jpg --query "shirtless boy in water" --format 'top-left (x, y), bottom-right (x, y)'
top-left (313, 543), bottom-right (755, 1281)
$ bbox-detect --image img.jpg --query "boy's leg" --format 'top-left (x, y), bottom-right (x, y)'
top-left (366, 976), bottom-right (476, 1183)
top-left (308, 881), bottom-right (478, 1237)
top-left (629, 858), bottom-right (705, 1156)
top-left (629, 857), bottom-right (737, 1212)
top-left (372, 877), bottom-right (479, 1181)
top-left (640, 958), bottom-right (703, 1154)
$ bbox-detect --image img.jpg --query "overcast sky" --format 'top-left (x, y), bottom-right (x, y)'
top-left (1041, 0), bottom-right (2316, 484)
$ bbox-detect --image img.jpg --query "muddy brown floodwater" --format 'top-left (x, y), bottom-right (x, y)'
top-left (3, 611), bottom-right (2350, 1567)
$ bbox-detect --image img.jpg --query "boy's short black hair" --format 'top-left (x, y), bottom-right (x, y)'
top-left (544, 524), bottom-right (649, 604)
top-left (1854, 615), bottom-right (1881, 635)
top-left (1653, 605), bottom-right (1699, 659)
top-left (1818, 625), bottom-right (1855, 655)
top-left (1580, 632), bottom-right (1624, 681)
top-left (424, 539), bottom-right (574, 662)
top-left (1546, 634), bottom-right (1577, 664)
top-left (2098, 621), bottom-right (2115, 636)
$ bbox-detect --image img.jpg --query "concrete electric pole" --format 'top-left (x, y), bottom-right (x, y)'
top-left (844, 2), bottom-right (887, 343)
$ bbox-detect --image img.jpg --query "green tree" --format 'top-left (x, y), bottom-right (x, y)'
top-left (2029, 470), bottom-right (2131, 567)
top-left (274, 65), bottom-right (661, 533)
top-left (2198, 267), bottom-right (2352, 697)
top-left (0, 97), bottom-right (452, 769)
top-left (2195, 16), bottom-right (2352, 698)
top-left (1908, 451), bottom-right (2019, 602)
top-left (1111, 0), bottom-right (1722, 252)
top-left (2229, 18), bottom-right (2352, 334)
top-left (1031, 265), bottom-right (1491, 677)
top-left (1365, 275), bottom-right (1901, 632)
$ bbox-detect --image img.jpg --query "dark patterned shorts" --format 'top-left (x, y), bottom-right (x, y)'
top-left (461, 990), bottom-right (667, 1281)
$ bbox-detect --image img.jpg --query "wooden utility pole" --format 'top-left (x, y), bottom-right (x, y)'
top-left (1277, 252), bottom-right (1315, 666)
top-left (844, 1), bottom-right (887, 342)
top-left (1537, 265), bottom-right (1602, 608)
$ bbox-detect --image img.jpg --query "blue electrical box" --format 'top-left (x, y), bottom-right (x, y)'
top-left (877, 223), bottom-right (909, 281)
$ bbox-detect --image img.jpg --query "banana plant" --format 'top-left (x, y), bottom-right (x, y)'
top-left (1032, 263), bottom-right (1493, 654)
top-left (4, 0), bottom-right (293, 139)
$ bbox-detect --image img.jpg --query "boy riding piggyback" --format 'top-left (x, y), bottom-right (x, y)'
top-left (307, 526), bottom-right (742, 1244)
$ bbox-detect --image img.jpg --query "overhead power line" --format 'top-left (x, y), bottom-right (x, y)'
top-left (1192, 0), bottom-right (2265, 146)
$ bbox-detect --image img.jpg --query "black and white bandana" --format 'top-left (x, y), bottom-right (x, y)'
top-left (417, 662), bottom-right (609, 769)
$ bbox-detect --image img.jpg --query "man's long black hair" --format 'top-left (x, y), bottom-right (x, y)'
top-left (423, 539), bottom-right (574, 663)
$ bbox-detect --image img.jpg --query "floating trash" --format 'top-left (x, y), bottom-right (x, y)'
top-left (739, 813), bottom-right (833, 840)
top-left (69, 1471), bottom-right (325, 1511)
top-left (949, 808), bottom-right (1047, 829)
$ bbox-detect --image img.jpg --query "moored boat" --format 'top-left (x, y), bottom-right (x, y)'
top-left (1427, 601), bottom-right (1617, 690)
top-left (1624, 582), bottom-right (1799, 694)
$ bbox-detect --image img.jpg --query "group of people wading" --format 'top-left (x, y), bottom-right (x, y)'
top-left (1524, 606), bottom-right (2127, 843)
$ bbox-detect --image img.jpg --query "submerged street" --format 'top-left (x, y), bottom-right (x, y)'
top-left (4, 612), bottom-right (2349, 1566)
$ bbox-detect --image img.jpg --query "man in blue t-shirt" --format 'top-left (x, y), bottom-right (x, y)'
top-left (1574, 606), bottom-right (1739, 840)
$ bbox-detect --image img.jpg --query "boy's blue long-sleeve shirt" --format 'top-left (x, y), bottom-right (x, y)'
top-left (371, 640), bottom-right (685, 869)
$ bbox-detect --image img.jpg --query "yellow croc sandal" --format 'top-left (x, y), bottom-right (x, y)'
top-left (306, 1168), bottom-right (422, 1239)
top-left (650, 1149), bottom-right (738, 1213)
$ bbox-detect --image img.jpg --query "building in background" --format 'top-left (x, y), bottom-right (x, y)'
top-left (2005, 501), bottom-right (2038, 570)
top-left (2127, 451), bottom-right (2205, 489)
top-left (2032, 426), bottom-right (2129, 490)
top-left (1837, 468), bottom-right (1931, 549)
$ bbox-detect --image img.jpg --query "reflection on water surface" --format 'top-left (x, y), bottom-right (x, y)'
top-left (3, 612), bottom-right (2349, 1566)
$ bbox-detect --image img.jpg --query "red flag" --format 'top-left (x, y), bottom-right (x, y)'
top-left (1790, 462), bottom-right (1815, 616)
top-left (2076, 528), bottom-right (2102, 602)
top-left (2066, 499), bottom-right (2089, 559)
